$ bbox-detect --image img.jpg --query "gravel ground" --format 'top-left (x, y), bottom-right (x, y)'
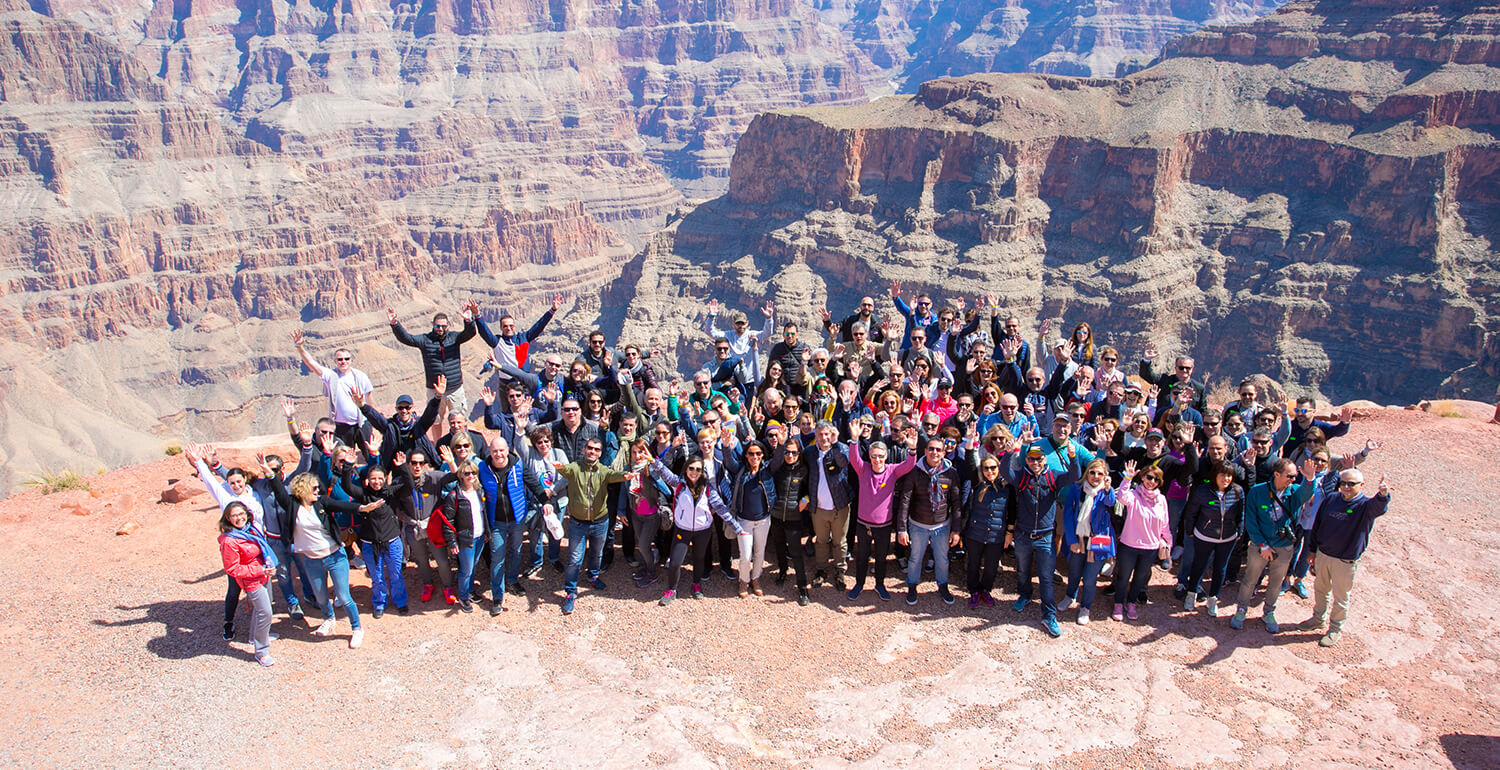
top-left (1, 406), bottom-right (1498, 768)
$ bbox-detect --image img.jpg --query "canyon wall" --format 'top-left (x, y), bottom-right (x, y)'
top-left (613, 0), bottom-right (1500, 403)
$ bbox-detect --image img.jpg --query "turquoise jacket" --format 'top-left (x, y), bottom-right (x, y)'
top-left (1244, 478), bottom-right (1314, 549)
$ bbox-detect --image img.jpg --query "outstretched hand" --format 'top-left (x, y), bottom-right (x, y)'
top-left (290, 329), bottom-right (304, 347)
top-left (282, 397), bottom-right (296, 420)
top-left (552, 294), bottom-right (564, 312)
top-left (434, 374), bottom-right (447, 394)
top-left (386, 307), bottom-right (398, 325)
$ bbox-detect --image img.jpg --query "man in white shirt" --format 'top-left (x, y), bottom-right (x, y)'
top-left (293, 330), bottom-right (374, 459)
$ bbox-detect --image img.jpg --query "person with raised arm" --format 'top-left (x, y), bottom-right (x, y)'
top-left (705, 298), bottom-right (775, 389)
top-left (890, 281), bottom-right (938, 351)
top-left (845, 426), bottom-right (920, 602)
top-left (1301, 469), bottom-right (1392, 647)
top-left (184, 442), bottom-right (266, 642)
top-left (388, 300), bottom-right (479, 440)
top-left (292, 329), bottom-right (374, 459)
top-left (550, 437), bottom-right (630, 614)
top-left (264, 456), bottom-right (379, 649)
top-left (216, 501), bottom-right (278, 666)
top-left (476, 294), bottom-right (562, 393)
top-left (651, 453), bottom-right (743, 605)
top-left (996, 441), bottom-right (1083, 637)
top-left (1231, 457), bottom-right (1318, 634)
top-left (353, 378), bottom-right (441, 471)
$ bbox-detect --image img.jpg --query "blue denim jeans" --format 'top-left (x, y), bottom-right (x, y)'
top-left (563, 517), bottom-right (609, 596)
top-left (906, 520), bottom-right (951, 587)
top-left (1014, 533), bottom-right (1057, 617)
top-left (1287, 528), bottom-right (1314, 581)
top-left (1064, 547), bottom-right (1104, 610)
top-left (363, 538), bottom-right (407, 611)
top-left (297, 549), bottom-right (361, 629)
top-left (490, 519), bottom-right (529, 605)
top-left (456, 535), bottom-right (487, 602)
top-left (265, 536), bottom-right (311, 612)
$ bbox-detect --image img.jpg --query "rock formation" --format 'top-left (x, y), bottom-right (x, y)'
top-left (613, 0), bottom-right (1500, 404)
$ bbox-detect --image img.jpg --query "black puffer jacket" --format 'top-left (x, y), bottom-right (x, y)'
top-left (391, 318), bottom-right (476, 389)
top-left (1181, 482), bottom-right (1246, 542)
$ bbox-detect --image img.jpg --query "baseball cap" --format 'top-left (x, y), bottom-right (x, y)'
top-left (395, 394), bottom-right (414, 406)
top-left (1145, 428), bottom-right (1165, 440)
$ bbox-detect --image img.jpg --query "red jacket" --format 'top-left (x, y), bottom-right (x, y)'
top-left (219, 533), bottom-right (270, 592)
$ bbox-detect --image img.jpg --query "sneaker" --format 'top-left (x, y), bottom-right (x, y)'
top-left (397, 605), bottom-right (410, 616)
top-left (1205, 597), bottom-right (1218, 616)
top-left (551, 560), bottom-right (565, 573)
top-left (1171, 545), bottom-right (1184, 561)
top-left (1264, 611), bottom-right (1280, 634)
top-left (591, 576), bottom-right (607, 591)
top-left (1183, 593), bottom-right (1196, 612)
top-left (1319, 630), bottom-right (1341, 647)
top-left (420, 584), bottom-right (435, 603)
top-left (460, 600), bottom-right (473, 614)
top-left (289, 605), bottom-right (304, 621)
top-left (1301, 615), bottom-right (1327, 632)
top-left (256, 654), bottom-right (276, 667)
top-left (660, 590), bottom-right (675, 606)
top-left (968, 595), bottom-right (981, 610)
top-left (906, 585), bottom-right (918, 605)
top-left (1012, 597), bottom-right (1029, 613)
top-left (222, 622), bottom-right (235, 641)
top-left (1230, 609), bottom-right (1246, 629)
top-left (797, 588), bottom-right (811, 606)
top-left (846, 585), bottom-right (863, 601)
top-left (1077, 608), bottom-right (1091, 625)
top-left (812, 571), bottom-right (827, 587)
top-left (1280, 579), bottom-right (1290, 595)
top-left (372, 608), bottom-right (385, 619)
top-left (980, 591), bottom-right (995, 608)
top-left (561, 594), bottom-right (576, 615)
top-left (626, 556), bottom-right (641, 568)
top-left (1173, 584), bottom-right (1188, 600)
top-left (875, 584), bottom-right (891, 602)
top-left (938, 585), bottom-right (955, 605)
top-left (1058, 594), bottom-right (1075, 613)
top-left (692, 583), bottom-right (705, 600)
top-left (350, 555), bottom-right (366, 570)
top-left (511, 581), bottom-right (527, 596)
top-left (349, 628), bottom-right (363, 649)
top-left (443, 588), bottom-right (457, 605)
top-left (774, 571), bottom-right (787, 586)
top-left (638, 572), bottom-right (660, 588)
top-left (720, 567), bottom-right (738, 582)
top-left (1294, 581), bottom-right (1311, 599)
top-left (1043, 615), bottom-right (1062, 638)
top-left (314, 618), bottom-right (335, 637)
top-left (1126, 603), bottom-right (1139, 621)
top-left (1111, 604), bottom-right (1124, 621)
top-left (490, 604), bottom-right (504, 617)
top-left (521, 563), bottom-right (543, 579)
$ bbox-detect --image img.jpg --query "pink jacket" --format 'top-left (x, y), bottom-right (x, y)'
top-left (219, 533), bottom-right (270, 592)
top-left (1116, 481), bottom-right (1173, 551)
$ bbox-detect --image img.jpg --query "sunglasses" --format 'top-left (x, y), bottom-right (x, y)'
top-left (1337, 481), bottom-right (1358, 488)
top-left (1102, 357), bottom-right (1116, 362)
top-left (561, 406), bottom-right (580, 412)
top-left (335, 356), bottom-right (351, 362)
top-left (982, 464), bottom-right (1000, 470)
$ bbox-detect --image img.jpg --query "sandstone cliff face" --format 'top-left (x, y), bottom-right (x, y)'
top-left (614, 0), bottom-right (1500, 403)
top-left (0, 0), bottom-right (1282, 494)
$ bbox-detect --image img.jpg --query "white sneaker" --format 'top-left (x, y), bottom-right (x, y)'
top-left (1183, 593), bottom-right (1196, 612)
top-left (1205, 597), bottom-right (1218, 616)
top-left (267, 632), bottom-right (280, 641)
top-left (349, 628), bottom-right (364, 649)
top-left (314, 619), bottom-right (335, 637)
top-left (1076, 608), bottom-right (1091, 625)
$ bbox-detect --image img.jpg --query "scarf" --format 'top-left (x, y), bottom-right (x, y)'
top-left (226, 524), bottom-right (278, 569)
top-left (1076, 481), bottom-right (1104, 542)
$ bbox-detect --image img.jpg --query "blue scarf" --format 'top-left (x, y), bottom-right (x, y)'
top-left (226, 524), bottom-right (278, 569)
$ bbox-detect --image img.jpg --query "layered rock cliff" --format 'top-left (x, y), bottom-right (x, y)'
top-left (613, 0), bottom-right (1500, 402)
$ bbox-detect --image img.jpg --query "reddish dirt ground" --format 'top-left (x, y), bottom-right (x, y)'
top-left (1, 405), bottom-right (1498, 768)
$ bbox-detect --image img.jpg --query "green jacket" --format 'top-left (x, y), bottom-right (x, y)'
top-left (557, 460), bottom-right (627, 522)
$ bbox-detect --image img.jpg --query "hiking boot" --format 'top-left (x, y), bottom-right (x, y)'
top-left (751, 579), bottom-right (764, 596)
top-left (1319, 630), bottom-right (1341, 647)
top-left (740, 581), bottom-right (751, 598)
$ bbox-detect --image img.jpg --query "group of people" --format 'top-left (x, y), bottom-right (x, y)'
top-left (206, 285), bottom-right (1391, 667)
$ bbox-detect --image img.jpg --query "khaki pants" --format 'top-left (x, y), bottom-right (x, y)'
top-left (1312, 551), bottom-right (1359, 632)
top-left (811, 506), bottom-right (850, 579)
top-left (1237, 544), bottom-right (1293, 615)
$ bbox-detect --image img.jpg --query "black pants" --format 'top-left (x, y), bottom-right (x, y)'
top-left (769, 517), bottom-right (808, 589)
top-left (1112, 543), bottom-right (1157, 605)
top-left (333, 421), bottom-right (373, 460)
top-left (1182, 536), bottom-right (1237, 599)
top-left (852, 523), bottom-right (893, 587)
top-left (669, 528), bottom-right (714, 592)
top-left (224, 575), bottom-right (241, 626)
top-left (965, 536), bottom-right (1002, 594)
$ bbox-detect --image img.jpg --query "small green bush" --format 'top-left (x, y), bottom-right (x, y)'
top-left (164, 443), bottom-right (184, 456)
top-left (22, 468), bottom-right (92, 495)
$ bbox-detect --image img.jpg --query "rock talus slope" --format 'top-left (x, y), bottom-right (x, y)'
top-left (615, 0), bottom-right (1500, 403)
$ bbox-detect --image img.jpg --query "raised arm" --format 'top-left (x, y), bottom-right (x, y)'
top-left (388, 308), bottom-right (419, 348)
top-left (290, 330), bottom-right (325, 377)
